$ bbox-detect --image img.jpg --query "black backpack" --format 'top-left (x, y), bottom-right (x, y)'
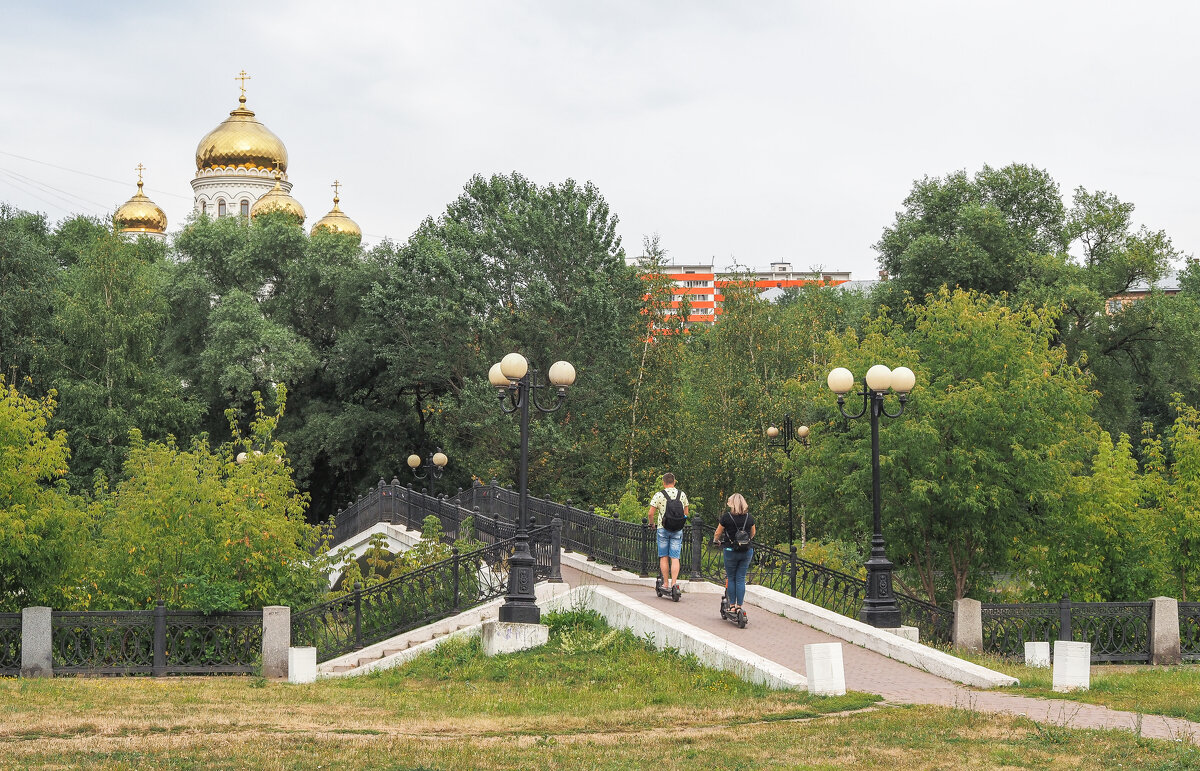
top-left (661, 490), bottom-right (687, 532)
top-left (731, 514), bottom-right (752, 551)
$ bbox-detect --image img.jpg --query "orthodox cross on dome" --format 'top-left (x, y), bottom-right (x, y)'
top-left (135, 163), bottom-right (145, 190)
top-left (235, 69), bottom-right (252, 98)
top-left (331, 180), bottom-right (341, 203)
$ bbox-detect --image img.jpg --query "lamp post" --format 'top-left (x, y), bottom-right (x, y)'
top-left (489, 352), bottom-right (576, 624)
top-left (766, 417), bottom-right (809, 547)
top-left (407, 449), bottom-right (448, 497)
top-left (827, 364), bottom-right (916, 629)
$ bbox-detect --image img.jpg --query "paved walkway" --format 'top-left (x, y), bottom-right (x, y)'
top-left (562, 565), bottom-right (1200, 743)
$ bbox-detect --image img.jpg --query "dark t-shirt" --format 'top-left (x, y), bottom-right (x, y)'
top-left (718, 512), bottom-right (755, 546)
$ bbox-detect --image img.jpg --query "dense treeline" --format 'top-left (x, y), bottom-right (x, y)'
top-left (2, 164), bottom-right (1199, 610)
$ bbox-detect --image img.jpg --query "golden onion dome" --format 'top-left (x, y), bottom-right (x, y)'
top-left (195, 92), bottom-right (288, 172)
top-left (114, 170), bottom-right (167, 234)
top-left (310, 183), bottom-right (362, 240)
top-left (250, 169), bottom-right (305, 223)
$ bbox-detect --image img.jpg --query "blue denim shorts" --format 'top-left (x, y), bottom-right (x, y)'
top-left (657, 527), bottom-right (683, 559)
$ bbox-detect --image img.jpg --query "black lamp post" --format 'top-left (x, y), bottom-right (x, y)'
top-left (489, 352), bottom-right (576, 624)
top-left (407, 449), bottom-right (448, 497)
top-left (766, 416), bottom-right (809, 547)
top-left (827, 364), bottom-right (915, 629)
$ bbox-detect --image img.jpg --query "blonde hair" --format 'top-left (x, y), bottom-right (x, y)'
top-left (726, 493), bottom-right (748, 515)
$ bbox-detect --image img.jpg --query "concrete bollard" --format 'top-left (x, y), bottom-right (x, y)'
top-left (288, 647), bottom-right (317, 684)
top-left (804, 642), bottom-right (846, 696)
top-left (1051, 640), bottom-right (1090, 692)
top-left (262, 606), bottom-right (291, 680)
top-left (481, 621), bottom-right (548, 656)
top-left (20, 607), bottom-right (52, 678)
top-left (951, 598), bottom-right (983, 652)
top-left (1149, 597), bottom-right (1181, 665)
top-left (1024, 641), bottom-right (1051, 668)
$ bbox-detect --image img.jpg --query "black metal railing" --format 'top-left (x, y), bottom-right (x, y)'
top-left (1181, 602), bottom-right (1200, 663)
top-left (0, 613), bottom-right (19, 676)
top-left (50, 603), bottom-right (262, 676)
top-left (293, 525), bottom-right (557, 663)
top-left (982, 597), bottom-right (1153, 663)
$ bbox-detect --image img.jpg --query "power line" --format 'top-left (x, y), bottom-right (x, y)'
top-left (0, 167), bottom-right (112, 212)
top-left (0, 148), bottom-right (191, 200)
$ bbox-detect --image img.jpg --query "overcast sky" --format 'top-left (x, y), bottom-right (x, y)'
top-left (1, 2), bottom-right (1197, 279)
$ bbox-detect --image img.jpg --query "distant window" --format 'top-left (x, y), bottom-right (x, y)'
top-left (240, 200), bottom-right (250, 217)
top-left (201, 201), bottom-right (207, 215)
top-left (1107, 299), bottom-right (1123, 314)
top-left (218, 199), bottom-right (227, 217)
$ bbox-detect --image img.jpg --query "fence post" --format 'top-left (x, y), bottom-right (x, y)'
top-left (262, 606), bottom-right (291, 679)
top-left (20, 607), bottom-right (52, 678)
top-left (452, 548), bottom-right (461, 610)
top-left (587, 508), bottom-right (598, 561)
top-left (1149, 596), bottom-right (1182, 665)
top-left (563, 500), bottom-right (574, 553)
top-left (1059, 595), bottom-right (1072, 642)
top-left (640, 517), bottom-right (650, 577)
top-left (406, 484), bottom-right (415, 529)
top-left (790, 544), bottom-right (798, 597)
top-left (550, 518), bottom-right (564, 583)
top-left (153, 600), bottom-right (167, 677)
top-left (391, 477), bottom-right (401, 524)
top-left (951, 598), bottom-right (983, 652)
top-left (689, 517), bottom-right (702, 580)
top-left (611, 516), bottom-right (621, 571)
top-left (353, 581), bottom-right (363, 650)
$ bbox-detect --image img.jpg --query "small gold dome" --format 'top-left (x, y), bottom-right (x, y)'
top-left (310, 183), bottom-right (361, 240)
top-left (195, 92), bottom-right (288, 172)
top-left (251, 169), bottom-right (305, 224)
top-left (114, 170), bottom-right (167, 234)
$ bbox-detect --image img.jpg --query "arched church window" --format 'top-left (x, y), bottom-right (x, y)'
top-left (218, 199), bottom-right (227, 217)
top-left (240, 200), bottom-right (250, 217)
top-left (201, 200), bottom-right (207, 216)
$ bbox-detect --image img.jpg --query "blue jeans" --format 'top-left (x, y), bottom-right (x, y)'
top-left (657, 527), bottom-right (683, 559)
top-left (723, 547), bottom-right (753, 606)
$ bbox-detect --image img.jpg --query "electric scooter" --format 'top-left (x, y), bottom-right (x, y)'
top-left (655, 576), bottom-right (682, 602)
top-left (719, 581), bottom-right (748, 628)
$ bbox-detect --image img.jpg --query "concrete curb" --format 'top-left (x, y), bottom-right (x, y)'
top-left (744, 585), bottom-right (1017, 689)
top-left (543, 585), bottom-right (806, 690)
top-left (560, 551), bottom-right (723, 594)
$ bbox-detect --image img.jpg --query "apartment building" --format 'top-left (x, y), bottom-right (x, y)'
top-left (656, 261), bottom-right (853, 323)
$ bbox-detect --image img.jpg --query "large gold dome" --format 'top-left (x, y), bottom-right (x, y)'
top-left (311, 185), bottom-right (361, 240)
top-left (251, 170), bottom-right (305, 223)
top-left (114, 175), bottom-right (167, 234)
top-left (195, 93), bottom-right (288, 172)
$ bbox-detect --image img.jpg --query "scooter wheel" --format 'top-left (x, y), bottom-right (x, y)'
top-left (737, 611), bottom-right (747, 629)
top-left (672, 586), bottom-right (681, 602)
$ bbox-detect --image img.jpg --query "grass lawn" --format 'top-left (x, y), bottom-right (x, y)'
top-left (0, 611), bottom-right (1196, 769)
top-left (957, 650), bottom-right (1200, 723)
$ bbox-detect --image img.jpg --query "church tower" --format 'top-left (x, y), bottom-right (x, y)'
top-left (191, 71), bottom-right (292, 218)
top-left (114, 164), bottom-right (168, 241)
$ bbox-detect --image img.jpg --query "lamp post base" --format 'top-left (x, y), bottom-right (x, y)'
top-left (498, 546), bottom-right (541, 625)
top-left (859, 552), bottom-right (902, 629)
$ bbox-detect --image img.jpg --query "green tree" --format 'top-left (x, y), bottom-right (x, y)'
top-left (0, 380), bottom-right (83, 610)
top-left (0, 205), bottom-right (56, 384)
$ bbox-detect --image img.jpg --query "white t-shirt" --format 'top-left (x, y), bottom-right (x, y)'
top-left (648, 488), bottom-right (689, 529)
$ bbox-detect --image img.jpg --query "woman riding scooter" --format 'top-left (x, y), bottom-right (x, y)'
top-left (712, 493), bottom-right (755, 626)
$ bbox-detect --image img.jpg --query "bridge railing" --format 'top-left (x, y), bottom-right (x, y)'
top-left (293, 525), bottom-right (557, 662)
top-left (981, 598), bottom-right (1155, 664)
top-left (0, 612), bottom-right (19, 676)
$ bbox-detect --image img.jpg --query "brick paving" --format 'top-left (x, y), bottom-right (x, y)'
top-left (561, 565), bottom-right (1200, 743)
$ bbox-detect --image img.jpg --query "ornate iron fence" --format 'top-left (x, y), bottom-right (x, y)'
top-left (293, 525), bottom-right (557, 663)
top-left (982, 597), bottom-right (1153, 663)
top-left (1181, 602), bottom-right (1200, 663)
top-left (0, 613), bottom-right (20, 676)
top-left (51, 603), bottom-right (262, 676)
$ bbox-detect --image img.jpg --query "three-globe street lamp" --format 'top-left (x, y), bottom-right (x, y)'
top-left (407, 449), bottom-right (448, 498)
top-left (489, 352), bottom-right (576, 624)
top-left (827, 364), bottom-right (916, 629)
top-left (766, 416), bottom-right (810, 548)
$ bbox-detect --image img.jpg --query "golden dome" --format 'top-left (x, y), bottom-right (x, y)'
top-left (195, 92), bottom-right (288, 172)
top-left (114, 169), bottom-right (167, 234)
top-left (250, 169), bottom-right (305, 223)
top-left (310, 182), bottom-right (362, 240)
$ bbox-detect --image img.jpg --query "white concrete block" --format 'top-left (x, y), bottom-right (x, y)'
top-left (288, 647), bottom-right (317, 684)
top-left (1024, 641), bottom-right (1051, 668)
top-left (804, 643), bottom-right (846, 696)
top-left (1052, 640), bottom-right (1090, 692)
top-left (481, 621), bottom-right (549, 656)
top-left (881, 626), bottom-right (919, 643)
